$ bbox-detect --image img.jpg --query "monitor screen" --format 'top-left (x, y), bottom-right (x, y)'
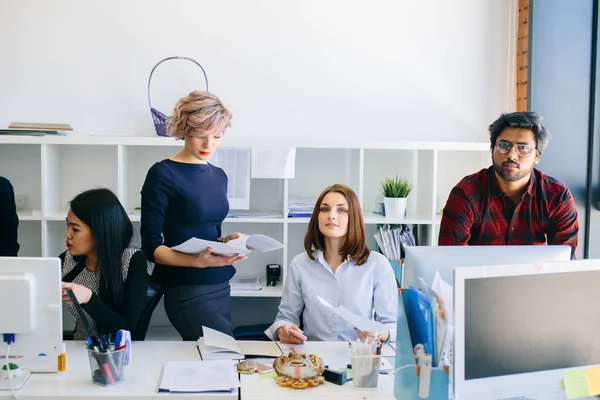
top-left (465, 271), bottom-right (600, 379)
top-left (403, 245), bottom-right (571, 288)
top-left (454, 260), bottom-right (600, 400)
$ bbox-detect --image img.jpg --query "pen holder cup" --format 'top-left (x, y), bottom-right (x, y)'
top-left (351, 355), bottom-right (382, 388)
top-left (87, 348), bottom-right (126, 387)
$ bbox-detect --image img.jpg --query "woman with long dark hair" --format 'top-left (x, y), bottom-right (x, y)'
top-left (60, 188), bottom-right (149, 340)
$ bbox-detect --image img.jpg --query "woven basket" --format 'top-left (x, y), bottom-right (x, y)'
top-left (147, 56), bottom-right (209, 137)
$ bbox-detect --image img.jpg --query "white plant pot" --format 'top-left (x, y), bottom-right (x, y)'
top-left (383, 197), bottom-right (407, 219)
top-left (1, 367), bottom-right (22, 379)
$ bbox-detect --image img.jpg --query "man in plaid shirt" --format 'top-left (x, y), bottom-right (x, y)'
top-left (438, 112), bottom-right (579, 258)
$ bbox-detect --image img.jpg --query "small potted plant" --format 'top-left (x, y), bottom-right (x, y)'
top-left (380, 175), bottom-right (413, 219)
top-left (1, 362), bottom-right (22, 380)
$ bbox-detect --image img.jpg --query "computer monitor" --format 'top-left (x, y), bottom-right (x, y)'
top-left (0, 257), bottom-right (63, 373)
top-left (403, 245), bottom-right (571, 287)
top-left (453, 259), bottom-right (600, 400)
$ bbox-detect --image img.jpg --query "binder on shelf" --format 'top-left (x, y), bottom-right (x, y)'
top-left (394, 289), bottom-right (449, 400)
top-left (389, 260), bottom-right (403, 287)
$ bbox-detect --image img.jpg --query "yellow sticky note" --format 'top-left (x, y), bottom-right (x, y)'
top-left (586, 367), bottom-right (600, 395)
top-left (564, 370), bottom-right (590, 399)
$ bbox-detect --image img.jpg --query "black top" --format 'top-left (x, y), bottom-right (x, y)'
top-left (0, 176), bottom-right (19, 256)
top-left (60, 248), bottom-right (150, 338)
top-left (140, 159), bottom-right (234, 286)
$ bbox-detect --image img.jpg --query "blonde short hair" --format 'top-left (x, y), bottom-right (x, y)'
top-left (168, 90), bottom-right (232, 139)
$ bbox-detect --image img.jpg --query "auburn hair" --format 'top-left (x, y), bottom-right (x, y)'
top-left (304, 184), bottom-right (370, 265)
top-left (168, 90), bottom-right (232, 139)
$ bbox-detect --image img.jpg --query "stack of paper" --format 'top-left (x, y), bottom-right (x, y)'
top-left (287, 199), bottom-right (315, 218)
top-left (157, 360), bottom-right (239, 393)
top-left (230, 276), bottom-right (262, 291)
top-left (171, 234), bottom-right (283, 257)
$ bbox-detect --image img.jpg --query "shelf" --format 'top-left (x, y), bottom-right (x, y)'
top-left (17, 211), bottom-right (43, 221)
top-left (4, 138), bottom-right (493, 297)
top-left (0, 135), bottom-right (489, 150)
top-left (363, 214), bottom-right (435, 225)
top-left (231, 284), bottom-right (282, 297)
top-left (45, 212), bottom-right (67, 221)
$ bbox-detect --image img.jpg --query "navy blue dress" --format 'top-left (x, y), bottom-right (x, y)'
top-left (141, 159), bottom-right (234, 339)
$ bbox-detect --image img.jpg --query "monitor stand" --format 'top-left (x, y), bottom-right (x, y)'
top-left (0, 369), bottom-right (31, 391)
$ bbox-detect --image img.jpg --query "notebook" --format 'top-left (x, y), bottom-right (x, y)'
top-left (197, 326), bottom-right (282, 360)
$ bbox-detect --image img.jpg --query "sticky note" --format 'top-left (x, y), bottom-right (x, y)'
top-left (564, 370), bottom-right (590, 399)
top-left (586, 367), bottom-right (600, 395)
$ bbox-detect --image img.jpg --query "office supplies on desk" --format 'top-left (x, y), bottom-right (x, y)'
top-left (323, 368), bottom-right (351, 385)
top-left (403, 286), bottom-right (435, 367)
top-left (198, 326), bottom-right (282, 360)
top-left (158, 360), bottom-right (239, 393)
top-left (87, 347), bottom-right (127, 387)
top-left (114, 330), bottom-right (131, 365)
top-left (171, 234), bottom-right (283, 257)
top-left (394, 289), bottom-right (449, 400)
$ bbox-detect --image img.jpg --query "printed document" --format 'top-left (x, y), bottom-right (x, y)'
top-left (251, 147), bottom-right (296, 178)
top-left (317, 295), bottom-right (387, 332)
top-left (210, 147), bottom-right (251, 210)
top-left (158, 360), bottom-right (239, 393)
top-left (171, 234), bottom-right (283, 257)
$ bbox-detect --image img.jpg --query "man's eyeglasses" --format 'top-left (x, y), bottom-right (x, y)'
top-left (494, 140), bottom-right (536, 158)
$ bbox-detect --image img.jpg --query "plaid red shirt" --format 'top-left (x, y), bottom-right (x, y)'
top-left (438, 167), bottom-right (579, 258)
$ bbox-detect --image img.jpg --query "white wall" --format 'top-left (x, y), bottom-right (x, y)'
top-left (0, 0), bottom-right (514, 141)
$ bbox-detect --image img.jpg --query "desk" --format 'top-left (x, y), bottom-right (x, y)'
top-left (1, 341), bottom-right (398, 400)
top-left (241, 341), bottom-right (397, 399)
top-left (0, 341), bottom-right (237, 400)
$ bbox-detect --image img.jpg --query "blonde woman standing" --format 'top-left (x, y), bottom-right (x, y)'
top-left (141, 91), bottom-right (245, 340)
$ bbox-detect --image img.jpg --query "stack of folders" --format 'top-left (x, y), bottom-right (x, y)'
top-left (287, 199), bottom-right (315, 218)
top-left (374, 224), bottom-right (416, 260)
top-left (404, 282), bottom-right (452, 370)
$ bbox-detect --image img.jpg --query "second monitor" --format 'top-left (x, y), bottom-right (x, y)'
top-left (403, 245), bottom-right (572, 287)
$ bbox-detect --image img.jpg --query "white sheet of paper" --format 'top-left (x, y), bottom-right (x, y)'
top-left (317, 295), bottom-right (386, 333)
top-left (210, 147), bottom-right (251, 210)
top-left (235, 234), bottom-right (283, 252)
top-left (251, 147), bottom-right (296, 179)
top-left (171, 237), bottom-right (251, 257)
top-left (171, 235), bottom-right (283, 257)
top-left (159, 360), bottom-right (239, 392)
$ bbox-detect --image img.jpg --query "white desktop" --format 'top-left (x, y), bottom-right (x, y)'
top-left (0, 257), bottom-right (63, 378)
top-left (403, 245), bottom-right (572, 287)
top-left (453, 259), bottom-right (600, 400)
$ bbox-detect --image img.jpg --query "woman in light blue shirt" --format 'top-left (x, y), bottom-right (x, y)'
top-left (266, 184), bottom-right (398, 343)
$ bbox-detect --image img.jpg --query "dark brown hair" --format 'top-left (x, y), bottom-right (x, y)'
top-left (304, 184), bottom-right (370, 266)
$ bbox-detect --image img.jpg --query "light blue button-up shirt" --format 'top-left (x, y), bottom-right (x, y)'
top-left (266, 250), bottom-right (398, 342)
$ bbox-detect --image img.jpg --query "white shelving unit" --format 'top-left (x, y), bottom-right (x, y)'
top-left (0, 135), bottom-right (491, 297)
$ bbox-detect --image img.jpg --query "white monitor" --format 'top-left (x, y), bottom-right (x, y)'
top-left (403, 245), bottom-right (571, 287)
top-left (453, 259), bottom-right (600, 400)
top-left (0, 257), bottom-right (63, 373)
